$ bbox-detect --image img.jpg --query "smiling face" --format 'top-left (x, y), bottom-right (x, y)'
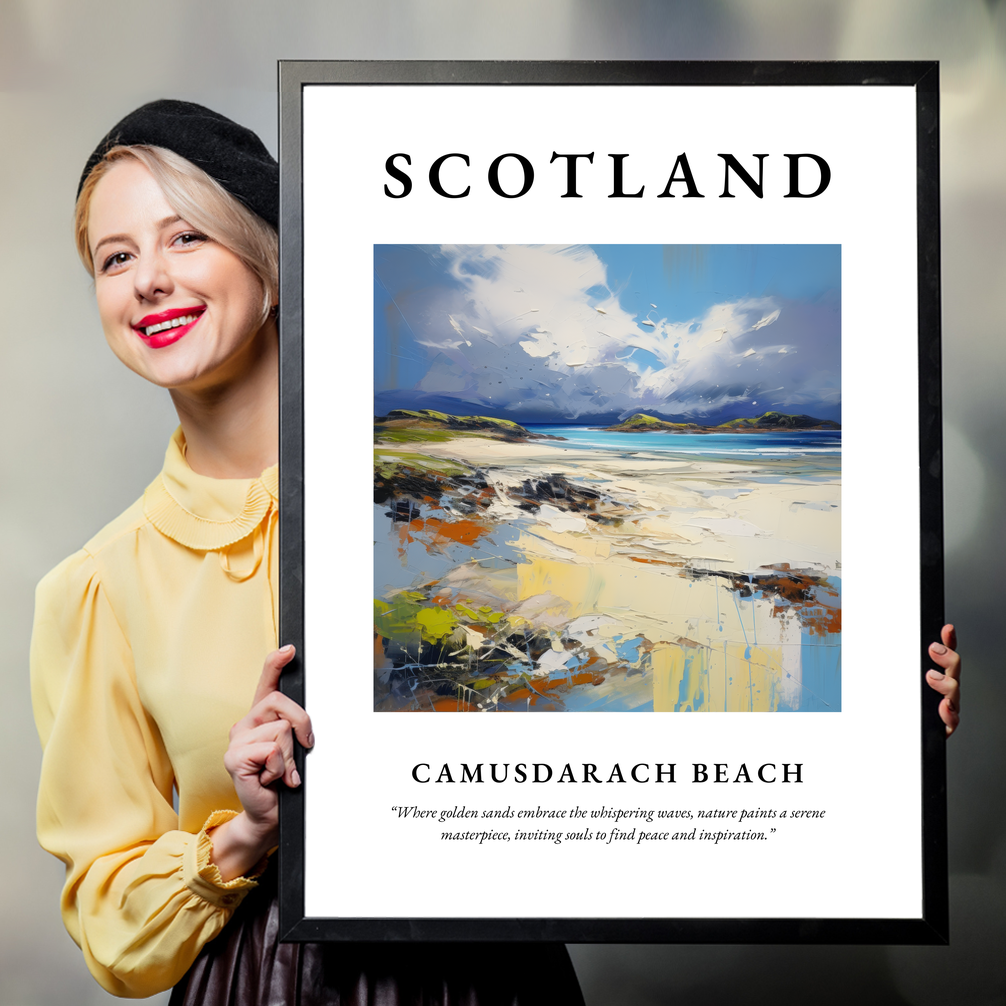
top-left (87, 158), bottom-right (272, 393)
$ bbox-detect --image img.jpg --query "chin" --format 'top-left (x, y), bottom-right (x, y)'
top-left (163, 364), bottom-right (226, 391)
top-left (123, 355), bottom-right (215, 391)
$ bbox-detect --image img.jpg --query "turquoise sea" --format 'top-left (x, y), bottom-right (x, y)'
top-left (525, 426), bottom-right (841, 462)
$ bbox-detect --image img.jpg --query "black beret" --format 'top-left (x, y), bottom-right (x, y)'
top-left (78, 99), bottom-right (278, 228)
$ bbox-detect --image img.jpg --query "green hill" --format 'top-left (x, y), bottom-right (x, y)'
top-left (375, 409), bottom-right (534, 444)
top-left (717, 412), bottom-right (840, 431)
top-left (603, 413), bottom-right (702, 433)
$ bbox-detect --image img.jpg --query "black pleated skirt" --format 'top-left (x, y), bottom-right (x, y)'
top-left (169, 869), bottom-right (585, 1006)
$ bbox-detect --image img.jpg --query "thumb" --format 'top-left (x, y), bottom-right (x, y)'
top-left (252, 644), bottom-right (296, 706)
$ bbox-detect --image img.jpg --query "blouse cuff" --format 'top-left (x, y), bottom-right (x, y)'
top-left (183, 810), bottom-right (269, 909)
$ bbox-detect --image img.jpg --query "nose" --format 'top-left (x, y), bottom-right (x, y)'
top-left (133, 247), bottom-right (173, 303)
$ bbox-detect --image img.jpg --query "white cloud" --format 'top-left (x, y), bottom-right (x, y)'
top-left (401, 245), bottom-right (834, 420)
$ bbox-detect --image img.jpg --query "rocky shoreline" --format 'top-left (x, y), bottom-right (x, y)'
top-left (373, 418), bottom-right (842, 712)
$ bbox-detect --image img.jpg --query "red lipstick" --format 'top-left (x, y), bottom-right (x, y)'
top-left (132, 306), bottom-right (206, 349)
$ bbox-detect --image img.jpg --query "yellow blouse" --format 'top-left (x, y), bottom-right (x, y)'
top-left (31, 429), bottom-right (279, 998)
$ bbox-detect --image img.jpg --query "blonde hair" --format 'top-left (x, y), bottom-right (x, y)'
top-left (75, 145), bottom-right (278, 322)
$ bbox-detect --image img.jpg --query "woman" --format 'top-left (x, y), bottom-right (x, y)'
top-left (31, 100), bottom-right (585, 1003)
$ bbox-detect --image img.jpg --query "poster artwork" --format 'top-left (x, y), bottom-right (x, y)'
top-left (288, 65), bottom-right (942, 940)
top-left (373, 243), bottom-right (841, 713)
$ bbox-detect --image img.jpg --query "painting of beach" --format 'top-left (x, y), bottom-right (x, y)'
top-left (373, 244), bottom-right (841, 712)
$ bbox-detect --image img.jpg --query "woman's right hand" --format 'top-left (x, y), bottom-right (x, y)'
top-left (209, 645), bottom-right (314, 881)
top-left (926, 624), bottom-right (961, 737)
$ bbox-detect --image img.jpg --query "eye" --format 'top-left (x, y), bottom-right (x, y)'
top-left (172, 230), bottom-right (208, 249)
top-left (100, 251), bottom-right (132, 274)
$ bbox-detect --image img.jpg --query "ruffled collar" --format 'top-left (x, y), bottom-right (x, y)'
top-left (143, 428), bottom-right (278, 551)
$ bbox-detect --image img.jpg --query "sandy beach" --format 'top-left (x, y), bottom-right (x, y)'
top-left (374, 433), bottom-right (841, 713)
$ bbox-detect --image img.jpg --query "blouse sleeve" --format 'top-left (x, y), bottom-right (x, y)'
top-left (31, 549), bottom-right (262, 998)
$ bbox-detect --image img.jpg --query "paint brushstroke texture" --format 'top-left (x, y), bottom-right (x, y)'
top-left (373, 245), bottom-right (841, 712)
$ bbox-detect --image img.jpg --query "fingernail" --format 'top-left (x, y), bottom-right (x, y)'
top-left (306, 732), bottom-right (315, 748)
top-left (280, 644), bottom-right (295, 654)
top-left (292, 768), bottom-right (301, 787)
top-left (931, 643), bottom-right (947, 655)
top-left (946, 700), bottom-right (956, 713)
top-left (928, 670), bottom-right (944, 679)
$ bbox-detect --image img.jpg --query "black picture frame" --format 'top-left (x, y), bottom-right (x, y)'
top-left (277, 60), bottom-right (945, 944)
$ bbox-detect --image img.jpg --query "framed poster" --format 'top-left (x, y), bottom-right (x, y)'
top-left (277, 61), bottom-right (946, 943)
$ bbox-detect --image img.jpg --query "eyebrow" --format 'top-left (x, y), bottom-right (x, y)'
top-left (91, 215), bottom-right (185, 258)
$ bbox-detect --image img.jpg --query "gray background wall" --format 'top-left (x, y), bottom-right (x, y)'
top-left (1, 2), bottom-right (1003, 1003)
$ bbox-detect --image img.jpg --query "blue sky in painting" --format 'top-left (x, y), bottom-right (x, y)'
top-left (374, 244), bottom-right (840, 425)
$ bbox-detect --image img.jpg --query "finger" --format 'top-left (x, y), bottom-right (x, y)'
top-left (941, 624), bottom-right (957, 652)
top-left (233, 720), bottom-right (301, 788)
top-left (245, 690), bottom-right (314, 749)
top-left (926, 670), bottom-right (961, 738)
top-left (224, 739), bottom-right (287, 786)
top-left (926, 669), bottom-right (959, 702)
top-left (252, 645), bottom-right (296, 707)
top-left (928, 641), bottom-right (961, 681)
top-left (230, 697), bottom-right (313, 752)
top-left (258, 742), bottom-right (287, 787)
top-left (927, 671), bottom-right (960, 730)
top-left (939, 697), bottom-right (960, 737)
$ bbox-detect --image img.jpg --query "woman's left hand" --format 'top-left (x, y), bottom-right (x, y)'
top-left (926, 624), bottom-right (961, 737)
